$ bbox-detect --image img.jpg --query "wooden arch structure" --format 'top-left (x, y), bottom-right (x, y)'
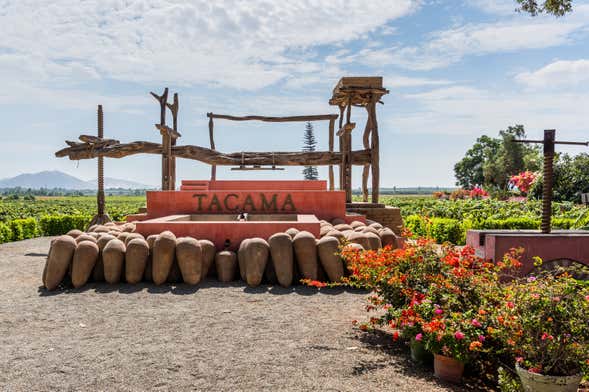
top-left (55, 77), bottom-right (387, 203)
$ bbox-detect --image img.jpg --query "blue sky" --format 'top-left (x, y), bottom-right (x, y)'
top-left (1, 0), bottom-right (588, 188)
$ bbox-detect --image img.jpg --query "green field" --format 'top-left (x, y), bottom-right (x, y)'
top-left (0, 194), bottom-right (587, 245)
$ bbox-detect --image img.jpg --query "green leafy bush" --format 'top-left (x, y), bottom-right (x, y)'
top-left (39, 214), bottom-right (92, 236)
top-left (0, 222), bottom-right (11, 243)
top-left (404, 215), bottom-right (465, 244)
top-left (8, 218), bottom-right (39, 241)
top-left (430, 218), bottom-right (464, 244)
top-left (478, 217), bottom-right (539, 230)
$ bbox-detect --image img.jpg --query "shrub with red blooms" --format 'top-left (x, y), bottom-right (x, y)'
top-left (469, 186), bottom-right (488, 199)
top-left (490, 271), bottom-right (589, 377)
top-left (301, 233), bottom-right (589, 383)
top-left (509, 171), bottom-right (538, 195)
top-left (339, 240), bottom-right (521, 363)
top-left (333, 239), bottom-right (589, 385)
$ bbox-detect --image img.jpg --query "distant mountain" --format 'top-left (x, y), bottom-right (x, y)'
top-left (87, 177), bottom-right (155, 190)
top-left (0, 171), bottom-right (153, 190)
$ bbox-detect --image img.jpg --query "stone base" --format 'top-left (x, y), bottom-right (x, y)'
top-left (346, 203), bottom-right (403, 235)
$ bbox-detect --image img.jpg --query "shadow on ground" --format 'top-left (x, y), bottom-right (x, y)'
top-left (353, 329), bottom-right (497, 392)
top-left (38, 277), bottom-right (369, 297)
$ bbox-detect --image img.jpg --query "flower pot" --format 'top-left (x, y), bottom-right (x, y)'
top-left (516, 364), bottom-right (582, 392)
top-left (433, 354), bottom-right (464, 383)
top-left (410, 340), bottom-right (433, 364)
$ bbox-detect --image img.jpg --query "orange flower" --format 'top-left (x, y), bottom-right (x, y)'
top-left (469, 341), bottom-right (483, 351)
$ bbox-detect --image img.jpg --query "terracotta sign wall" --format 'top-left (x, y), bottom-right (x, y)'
top-left (126, 180), bottom-right (354, 223)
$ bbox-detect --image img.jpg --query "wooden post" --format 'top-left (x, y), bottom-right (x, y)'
top-left (344, 98), bottom-right (353, 203)
top-left (338, 106), bottom-right (345, 191)
top-left (361, 101), bottom-right (373, 202)
top-left (97, 105), bottom-right (105, 217)
top-left (208, 113), bottom-right (216, 180)
top-left (89, 104), bottom-right (111, 227)
top-left (328, 118), bottom-right (335, 191)
top-left (166, 93), bottom-right (179, 190)
top-left (541, 130), bottom-right (555, 234)
top-left (369, 97), bottom-right (380, 203)
top-left (150, 88), bottom-right (170, 190)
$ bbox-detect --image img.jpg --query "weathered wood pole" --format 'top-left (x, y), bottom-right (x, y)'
top-left (166, 93), bottom-right (179, 190)
top-left (369, 96), bottom-right (380, 203)
top-left (208, 113), bottom-right (216, 180)
top-left (328, 118), bottom-right (335, 191)
top-left (344, 98), bottom-right (353, 203)
top-left (541, 129), bottom-right (555, 234)
top-left (338, 106), bottom-right (345, 191)
top-left (150, 88), bottom-right (170, 190)
top-left (361, 102), bottom-right (373, 202)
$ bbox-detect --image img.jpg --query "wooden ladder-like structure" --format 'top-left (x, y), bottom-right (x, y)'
top-left (329, 77), bottom-right (389, 203)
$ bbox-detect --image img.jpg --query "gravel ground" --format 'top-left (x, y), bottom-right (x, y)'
top-left (0, 237), bottom-right (477, 392)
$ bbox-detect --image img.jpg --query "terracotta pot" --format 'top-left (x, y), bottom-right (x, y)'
top-left (410, 340), bottom-right (433, 365)
top-left (516, 364), bottom-right (582, 392)
top-left (433, 354), bottom-right (464, 384)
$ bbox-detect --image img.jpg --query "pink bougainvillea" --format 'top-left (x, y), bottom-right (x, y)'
top-left (509, 171), bottom-right (538, 195)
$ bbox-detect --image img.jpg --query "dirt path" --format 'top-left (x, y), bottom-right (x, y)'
top-left (0, 238), bottom-right (466, 391)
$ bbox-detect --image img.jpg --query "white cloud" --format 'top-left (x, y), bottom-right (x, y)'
top-left (468, 0), bottom-right (516, 14)
top-left (386, 74), bottom-right (453, 88)
top-left (515, 59), bottom-right (589, 89)
top-left (392, 85), bottom-right (589, 136)
top-left (349, 17), bottom-right (586, 70)
top-left (0, 0), bottom-right (418, 93)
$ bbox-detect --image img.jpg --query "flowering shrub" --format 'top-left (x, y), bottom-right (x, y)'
top-left (469, 186), bottom-right (488, 199)
top-left (491, 272), bottom-right (589, 377)
top-left (509, 171), bottom-right (538, 195)
top-left (335, 239), bottom-right (589, 386)
top-left (340, 241), bottom-right (521, 363)
top-left (450, 189), bottom-right (470, 200)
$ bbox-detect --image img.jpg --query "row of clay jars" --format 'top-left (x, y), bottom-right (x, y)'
top-left (43, 230), bottom-right (218, 290)
top-left (316, 219), bottom-right (400, 250)
top-left (43, 220), bottom-right (397, 290)
top-left (235, 231), bottom-right (346, 288)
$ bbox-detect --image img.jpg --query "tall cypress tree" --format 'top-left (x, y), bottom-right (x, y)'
top-left (302, 121), bottom-right (319, 180)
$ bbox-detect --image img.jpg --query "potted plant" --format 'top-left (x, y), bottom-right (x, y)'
top-left (493, 272), bottom-right (589, 392)
top-left (420, 308), bottom-right (489, 383)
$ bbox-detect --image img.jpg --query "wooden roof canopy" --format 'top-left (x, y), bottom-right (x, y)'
top-left (329, 77), bottom-right (389, 107)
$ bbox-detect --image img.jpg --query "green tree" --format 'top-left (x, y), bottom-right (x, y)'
top-left (454, 125), bottom-right (541, 191)
top-left (302, 122), bottom-right (319, 180)
top-left (454, 135), bottom-right (500, 189)
top-left (530, 152), bottom-right (589, 202)
top-left (515, 0), bottom-right (573, 16)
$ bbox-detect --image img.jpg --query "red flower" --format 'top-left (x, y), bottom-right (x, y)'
top-left (308, 280), bottom-right (327, 288)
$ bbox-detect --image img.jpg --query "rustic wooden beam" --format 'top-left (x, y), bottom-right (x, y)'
top-left (338, 106), bottom-right (344, 191)
top-left (155, 124), bottom-right (181, 139)
top-left (78, 135), bottom-right (120, 146)
top-left (361, 104), bottom-right (372, 203)
top-left (343, 99), bottom-right (353, 203)
top-left (328, 118), bottom-right (335, 191)
top-left (369, 96), bottom-right (380, 203)
top-left (151, 88), bottom-right (171, 190)
top-left (207, 113), bottom-right (338, 123)
top-left (55, 141), bottom-right (371, 166)
top-left (207, 113), bottom-right (216, 180)
top-left (336, 122), bottom-right (355, 137)
top-left (166, 93), bottom-right (179, 190)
